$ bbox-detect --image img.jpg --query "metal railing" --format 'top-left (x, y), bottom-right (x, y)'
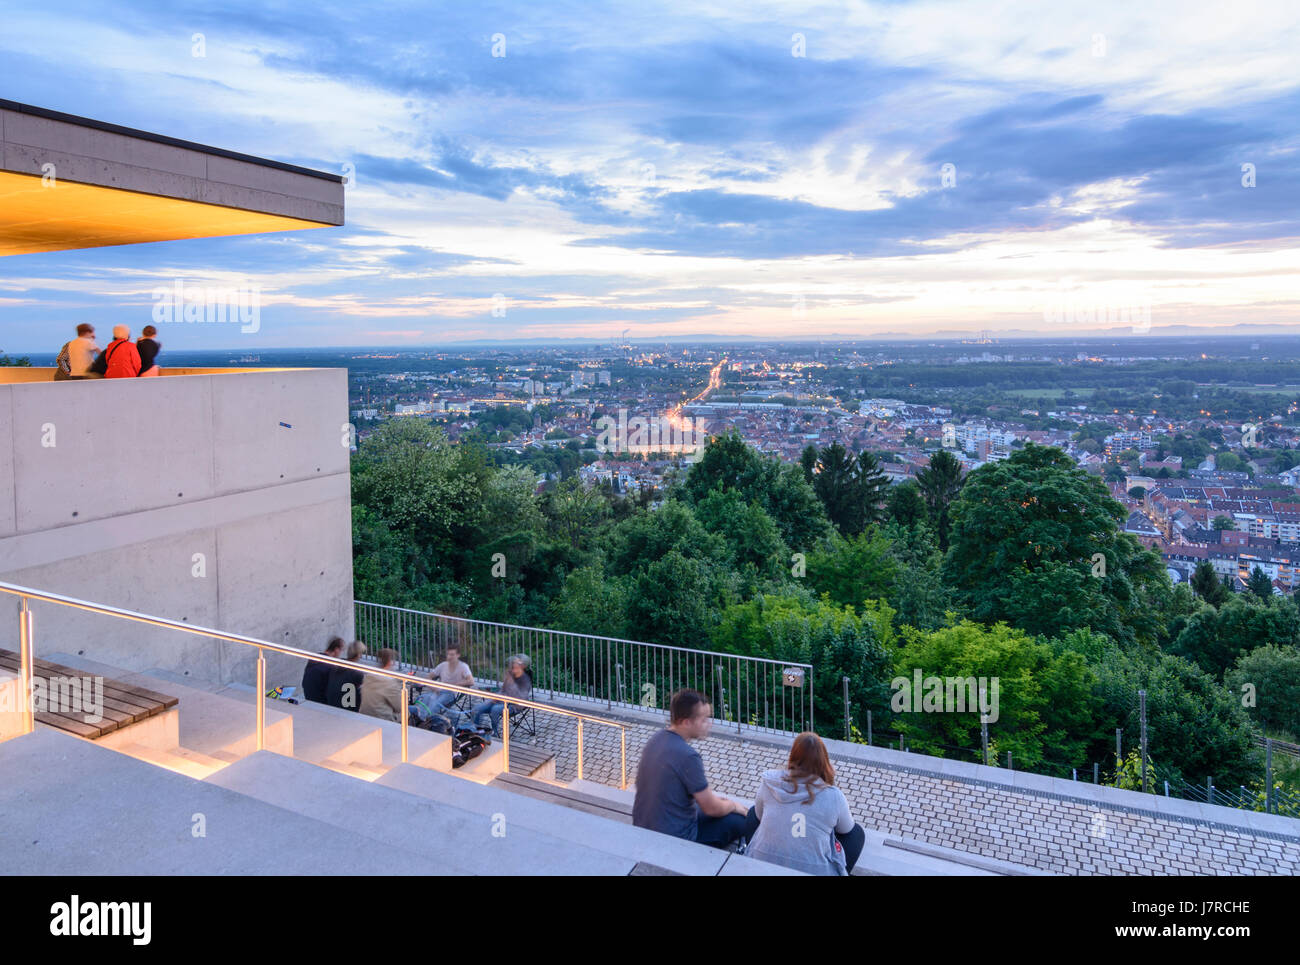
top-left (0, 580), bottom-right (628, 788)
top-left (354, 600), bottom-right (814, 735)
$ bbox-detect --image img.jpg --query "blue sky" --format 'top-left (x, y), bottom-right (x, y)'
top-left (2, 0), bottom-right (1298, 351)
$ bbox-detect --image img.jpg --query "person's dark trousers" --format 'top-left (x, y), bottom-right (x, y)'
top-left (695, 806), bottom-right (760, 850)
top-left (838, 823), bottom-right (866, 873)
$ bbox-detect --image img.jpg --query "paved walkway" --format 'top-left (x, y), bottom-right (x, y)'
top-left (520, 703), bottom-right (1300, 876)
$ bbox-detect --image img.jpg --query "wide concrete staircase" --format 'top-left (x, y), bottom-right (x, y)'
top-left (0, 652), bottom-right (1044, 876)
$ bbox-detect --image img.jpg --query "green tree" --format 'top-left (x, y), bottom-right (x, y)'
top-left (548, 564), bottom-right (629, 639)
top-left (693, 488), bottom-right (790, 581)
top-left (800, 444), bottom-right (818, 483)
top-left (1091, 646), bottom-right (1260, 786)
top-left (886, 480), bottom-right (927, 528)
top-left (812, 442), bottom-right (860, 533)
top-left (1225, 645), bottom-right (1300, 737)
top-left (1212, 515), bottom-right (1236, 531)
top-left (915, 450), bottom-right (964, 551)
top-left (1190, 561), bottom-right (1228, 605)
top-left (682, 431), bottom-right (829, 549)
top-left (805, 528), bottom-right (899, 612)
top-left (942, 444), bottom-right (1166, 646)
top-left (712, 593), bottom-right (893, 732)
top-left (1169, 594), bottom-right (1300, 678)
top-left (1216, 451), bottom-right (1244, 472)
top-left (541, 477), bottom-right (609, 549)
top-left (1247, 566), bottom-right (1275, 600)
top-left (892, 620), bottom-right (1103, 774)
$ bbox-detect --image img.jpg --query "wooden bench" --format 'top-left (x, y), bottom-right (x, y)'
top-left (505, 741), bottom-right (557, 780)
top-left (0, 649), bottom-right (177, 740)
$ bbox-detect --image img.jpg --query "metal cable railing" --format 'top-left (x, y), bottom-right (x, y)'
top-left (0, 580), bottom-right (628, 788)
top-left (354, 600), bottom-right (814, 736)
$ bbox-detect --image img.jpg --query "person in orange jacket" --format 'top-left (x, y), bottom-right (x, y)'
top-left (91, 325), bottom-right (142, 379)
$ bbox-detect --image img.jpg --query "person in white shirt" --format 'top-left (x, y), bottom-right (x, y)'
top-left (54, 324), bottom-right (101, 380)
top-left (421, 644), bottom-right (475, 727)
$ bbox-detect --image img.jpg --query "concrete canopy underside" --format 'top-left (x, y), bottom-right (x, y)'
top-left (0, 170), bottom-right (333, 255)
top-left (0, 99), bottom-right (344, 255)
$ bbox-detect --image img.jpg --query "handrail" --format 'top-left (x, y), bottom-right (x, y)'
top-left (0, 580), bottom-right (628, 788)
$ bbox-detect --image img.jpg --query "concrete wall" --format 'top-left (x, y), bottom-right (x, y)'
top-left (0, 101), bottom-right (344, 225)
top-left (0, 369), bottom-right (354, 686)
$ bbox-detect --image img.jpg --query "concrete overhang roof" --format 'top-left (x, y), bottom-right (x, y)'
top-left (0, 99), bottom-right (344, 255)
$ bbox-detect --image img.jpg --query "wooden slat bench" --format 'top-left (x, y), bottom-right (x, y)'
top-left (505, 741), bottom-right (557, 780)
top-left (0, 649), bottom-right (177, 740)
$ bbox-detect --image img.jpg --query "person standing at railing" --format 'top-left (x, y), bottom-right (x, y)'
top-left (360, 648), bottom-right (404, 722)
top-left (327, 640), bottom-right (367, 712)
top-left (633, 689), bottom-right (757, 850)
top-left (470, 654), bottom-right (532, 736)
top-left (745, 732), bottom-right (866, 876)
top-left (301, 636), bottom-right (345, 704)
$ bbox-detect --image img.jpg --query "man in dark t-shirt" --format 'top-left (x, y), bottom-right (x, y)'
top-left (633, 689), bottom-right (758, 848)
top-left (301, 636), bottom-right (345, 704)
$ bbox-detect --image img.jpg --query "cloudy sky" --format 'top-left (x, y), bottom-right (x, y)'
top-left (2, 0), bottom-right (1298, 351)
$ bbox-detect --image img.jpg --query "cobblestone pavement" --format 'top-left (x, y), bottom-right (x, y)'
top-left (519, 707), bottom-right (1300, 876)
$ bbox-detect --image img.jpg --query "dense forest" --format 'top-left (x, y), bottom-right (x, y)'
top-left (352, 418), bottom-right (1300, 794)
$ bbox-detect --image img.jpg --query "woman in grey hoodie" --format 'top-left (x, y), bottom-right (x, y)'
top-left (746, 732), bottom-right (866, 875)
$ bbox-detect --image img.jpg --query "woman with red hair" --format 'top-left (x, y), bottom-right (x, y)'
top-left (746, 732), bottom-right (866, 875)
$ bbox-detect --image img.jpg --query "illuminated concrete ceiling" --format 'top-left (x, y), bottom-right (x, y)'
top-left (0, 170), bottom-right (335, 255)
top-left (0, 99), bottom-right (344, 256)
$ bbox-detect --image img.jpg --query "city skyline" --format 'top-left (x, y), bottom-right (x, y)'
top-left (2, 0), bottom-right (1299, 351)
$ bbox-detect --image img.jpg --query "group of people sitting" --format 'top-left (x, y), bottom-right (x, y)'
top-left (633, 688), bottom-right (867, 877)
top-left (54, 323), bottom-right (162, 379)
top-left (298, 639), bottom-right (863, 876)
top-left (298, 636), bottom-right (531, 737)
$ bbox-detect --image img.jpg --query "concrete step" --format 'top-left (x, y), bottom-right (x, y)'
top-left (318, 758), bottom-right (386, 781)
top-left (263, 693), bottom-right (452, 772)
top-left (377, 763), bottom-right (757, 876)
top-left (0, 729), bottom-right (466, 875)
top-left (205, 751), bottom-right (642, 875)
top-left (455, 740), bottom-right (505, 783)
top-left (118, 741), bottom-right (231, 780)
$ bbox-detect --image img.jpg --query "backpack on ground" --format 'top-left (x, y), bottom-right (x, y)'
top-left (451, 729), bottom-right (489, 768)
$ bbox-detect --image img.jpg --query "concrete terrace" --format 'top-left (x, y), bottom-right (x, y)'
top-left (519, 699), bottom-right (1300, 875)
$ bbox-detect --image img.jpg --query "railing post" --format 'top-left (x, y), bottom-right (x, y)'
top-left (502, 697), bottom-right (510, 775)
top-left (577, 718), bottom-right (584, 782)
top-left (620, 726), bottom-right (627, 791)
top-left (18, 597), bottom-right (34, 735)
top-left (867, 709), bottom-right (873, 747)
top-left (255, 647), bottom-right (266, 752)
top-left (842, 675), bottom-right (850, 741)
top-left (1265, 739), bottom-right (1273, 814)
top-left (400, 681), bottom-right (409, 764)
top-left (605, 639), bottom-right (611, 709)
